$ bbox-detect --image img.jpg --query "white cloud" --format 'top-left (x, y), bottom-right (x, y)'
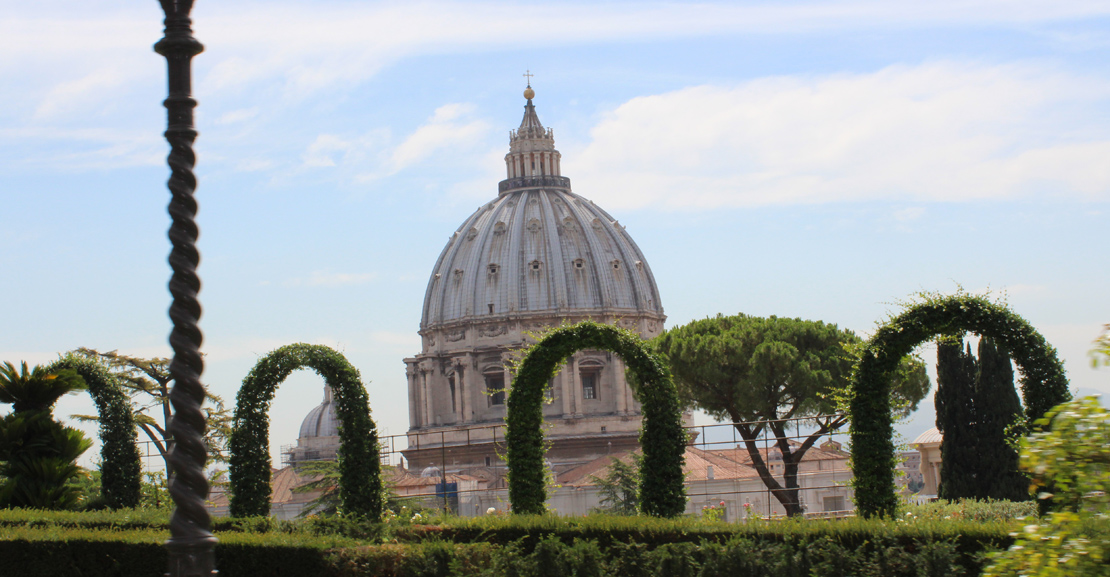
top-left (7, 2), bottom-right (1109, 104)
top-left (389, 104), bottom-right (488, 173)
top-left (567, 62), bottom-right (1110, 210)
top-left (33, 67), bottom-right (132, 120)
top-left (0, 127), bottom-right (163, 169)
top-left (302, 134), bottom-right (353, 168)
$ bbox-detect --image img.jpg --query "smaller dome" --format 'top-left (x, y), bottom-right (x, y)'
top-left (912, 427), bottom-right (942, 446)
top-left (298, 386), bottom-right (339, 439)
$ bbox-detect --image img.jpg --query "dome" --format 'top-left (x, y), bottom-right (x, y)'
top-left (912, 427), bottom-right (942, 446)
top-left (297, 386), bottom-right (339, 439)
top-left (420, 93), bottom-right (663, 330)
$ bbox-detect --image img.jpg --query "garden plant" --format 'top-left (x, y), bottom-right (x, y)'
top-left (506, 321), bottom-right (686, 517)
top-left (229, 343), bottom-right (381, 519)
top-left (851, 292), bottom-right (1070, 518)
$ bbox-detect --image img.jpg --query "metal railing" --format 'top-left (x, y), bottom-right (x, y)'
top-left (345, 414), bottom-right (884, 520)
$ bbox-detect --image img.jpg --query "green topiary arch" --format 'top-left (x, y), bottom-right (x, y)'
top-left (44, 355), bottom-right (142, 509)
top-left (229, 343), bottom-right (381, 519)
top-left (507, 321), bottom-right (687, 517)
top-left (850, 294), bottom-right (1070, 518)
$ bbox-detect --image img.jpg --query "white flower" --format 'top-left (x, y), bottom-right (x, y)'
top-left (487, 507), bottom-right (497, 515)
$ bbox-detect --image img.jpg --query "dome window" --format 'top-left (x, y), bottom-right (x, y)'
top-left (493, 222), bottom-right (507, 236)
top-left (611, 260), bottom-right (622, 271)
top-left (488, 263), bottom-right (500, 275)
top-left (454, 269), bottom-right (465, 280)
top-left (529, 260), bottom-right (542, 272)
top-left (573, 258), bottom-right (585, 270)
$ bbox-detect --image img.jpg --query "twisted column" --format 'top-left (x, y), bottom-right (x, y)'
top-left (155, 2), bottom-right (216, 576)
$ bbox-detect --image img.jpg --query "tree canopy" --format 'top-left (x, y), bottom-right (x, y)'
top-left (653, 313), bottom-right (929, 516)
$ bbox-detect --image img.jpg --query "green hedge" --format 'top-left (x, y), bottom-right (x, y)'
top-left (230, 343), bottom-right (381, 519)
top-left (851, 293), bottom-right (1070, 519)
top-left (0, 526), bottom-right (356, 577)
top-left (507, 322), bottom-right (686, 517)
top-left (44, 355), bottom-right (143, 509)
top-left (0, 525), bottom-right (1007, 577)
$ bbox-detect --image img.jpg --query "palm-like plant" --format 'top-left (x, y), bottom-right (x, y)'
top-left (0, 361), bottom-right (92, 509)
top-left (0, 361), bottom-right (87, 412)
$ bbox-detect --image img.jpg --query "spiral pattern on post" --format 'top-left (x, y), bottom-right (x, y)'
top-left (156, 2), bottom-right (216, 576)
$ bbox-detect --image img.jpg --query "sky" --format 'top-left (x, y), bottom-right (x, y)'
top-left (1, 0), bottom-right (1107, 472)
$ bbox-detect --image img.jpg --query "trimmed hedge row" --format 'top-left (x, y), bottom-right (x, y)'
top-left (393, 514), bottom-right (1015, 553)
top-left (0, 525), bottom-right (1006, 577)
top-left (0, 508), bottom-right (1016, 547)
top-left (0, 527), bottom-right (356, 577)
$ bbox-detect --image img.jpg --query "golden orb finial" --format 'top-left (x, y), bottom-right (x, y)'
top-left (523, 70), bottom-right (535, 99)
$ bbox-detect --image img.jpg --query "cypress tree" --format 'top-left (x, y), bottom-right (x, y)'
top-left (935, 338), bottom-right (979, 500)
top-left (972, 337), bottom-right (1028, 501)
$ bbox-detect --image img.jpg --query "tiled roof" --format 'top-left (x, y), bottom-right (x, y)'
top-left (558, 446), bottom-right (759, 487)
top-left (709, 439), bottom-right (849, 465)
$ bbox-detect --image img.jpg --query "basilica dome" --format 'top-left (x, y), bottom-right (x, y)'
top-left (297, 386), bottom-right (338, 439)
top-left (420, 96), bottom-right (663, 331)
top-left (403, 84), bottom-right (681, 476)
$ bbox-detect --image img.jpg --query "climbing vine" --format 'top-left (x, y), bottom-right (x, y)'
top-left (229, 343), bottom-right (381, 519)
top-left (507, 321), bottom-right (686, 517)
top-left (850, 292), bottom-right (1070, 519)
top-left (44, 355), bottom-right (142, 509)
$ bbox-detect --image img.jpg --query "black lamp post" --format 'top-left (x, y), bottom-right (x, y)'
top-left (154, 1), bottom-right (216, 576)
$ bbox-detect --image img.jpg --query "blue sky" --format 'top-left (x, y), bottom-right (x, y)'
top-left (2, 1), bottom-right (1107, 470)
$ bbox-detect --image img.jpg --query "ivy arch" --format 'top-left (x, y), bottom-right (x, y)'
top-left (44, 355), bottom-right (142, 509)
top-left (229, 343), bottom-right (381, 519)
top-left (507, 321), bottom-right (687, 516)
top-left (850, 294), bottom-right (1070, 518)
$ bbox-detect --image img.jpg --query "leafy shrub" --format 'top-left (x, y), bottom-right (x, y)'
top-left (983, 397), bottom-right (1110, 576)
top-left (899, 499), bottom-right (1038, 523)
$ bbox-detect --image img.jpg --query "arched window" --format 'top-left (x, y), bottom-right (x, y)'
top-left (484, 367), bottom-right (506, 406)
top-left (447, 373), bottom-right (457, 413)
